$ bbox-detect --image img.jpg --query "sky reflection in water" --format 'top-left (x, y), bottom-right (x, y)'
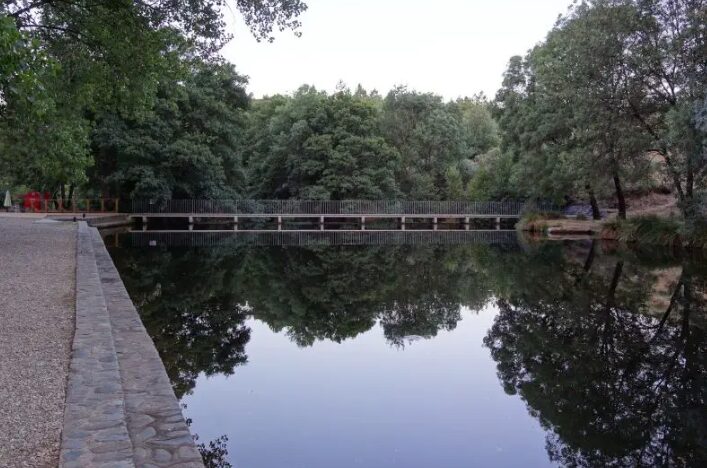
top-left (184, 310), bottom-right (550, 468)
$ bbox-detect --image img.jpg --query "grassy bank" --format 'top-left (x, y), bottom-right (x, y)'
top-left (518, 211), bottom-right (600, 236)
top-left (602, 216), bottom-right (707, 250)
top-left (517, 211), bottom-right (565, 234)
top-left (519, 211), bottom-right (707, 250)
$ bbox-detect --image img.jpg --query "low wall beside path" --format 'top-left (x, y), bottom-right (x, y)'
top-left (60, 222), bottom-right (203, 467)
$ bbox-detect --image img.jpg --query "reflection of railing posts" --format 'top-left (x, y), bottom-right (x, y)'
top-left (127, 230), bottom-right (521, 247)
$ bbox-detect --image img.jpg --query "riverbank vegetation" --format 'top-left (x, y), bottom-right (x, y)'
top-left (1, 1), bottom-right (705, 239)
top-left (601, 215), bottom-right (707, 249)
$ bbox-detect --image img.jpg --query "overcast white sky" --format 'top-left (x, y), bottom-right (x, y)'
top-left (221, 0), bottom-right (574, 100)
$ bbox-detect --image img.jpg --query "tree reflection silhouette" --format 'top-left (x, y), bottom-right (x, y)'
top-left (112, 247), bottom-right (252, 398)
top-left (111, 243), bottom-right (500, 391)
top-left (483, 246), bottom-right (707, 467)
top-left (110, 240), bottom-right (706, 465)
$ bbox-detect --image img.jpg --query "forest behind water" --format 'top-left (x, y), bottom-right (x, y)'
top-left (1, 1), bottom-right (705, 222)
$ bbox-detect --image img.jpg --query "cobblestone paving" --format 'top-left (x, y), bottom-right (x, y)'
top-left (0, 218), bottom-right (75, 467)
top-left (90, 227), bottom-right (203, 467)
top-left (58, 223), bottom-right (203, 467)
top-left (60, 223), bottom-right (134, 467)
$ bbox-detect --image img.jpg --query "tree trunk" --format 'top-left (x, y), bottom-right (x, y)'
top-left (575, 239), bottom-right (596, 286)
top-left (586, 184), bottom-right (601, 220)
top-left (650, 275), bottom-right (683, 343)
top-left (663, 152), bottom-right (688, 217)
top-left (685, 162), bottom-right (695, 218)
top-left (608, 260), bottom-right (623, 300)
top-left (613, 174), bottom-right (626, 220)
top-left (583, 239), bottom-right (596, 273)
top-left (601, 260), bottom-right (623, 355)
top-left (67, 185), bottom-right (75, 211)
top-left (681, 272), bottom-right (691, 339)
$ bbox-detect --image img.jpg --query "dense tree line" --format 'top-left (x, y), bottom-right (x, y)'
top-left (87, 83), bottom-right (499, 201)
top-left (0, 0), bottom-right (500, 203)
top-left (1, 0), bottom-right (306, 198)
top-left (2, 0), bottom-right (705, 224)
top-left (241, 86), bottom-right (498, 201)
top-left (477, 0), bottom-right (706, 220)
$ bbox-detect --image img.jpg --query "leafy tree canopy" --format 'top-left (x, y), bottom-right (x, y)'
top-left (90, 60), bottom-right (250, 199)
top-left (1, 0), bottom-right (307, 194)
top-left (245, 86), bottom-right (401, 200)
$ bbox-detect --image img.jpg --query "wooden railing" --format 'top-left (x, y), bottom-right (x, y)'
top-left (130, 199), bottom-right (557, 216)
top-left (17, 198), bottom-right (121, 213)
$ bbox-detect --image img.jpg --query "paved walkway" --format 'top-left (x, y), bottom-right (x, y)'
top-left (59, 223), bottom-right (202, 467)
top-left (1, 218), bottom-right (202, 467)
top-left (0, 218), bottom-right (76, 466)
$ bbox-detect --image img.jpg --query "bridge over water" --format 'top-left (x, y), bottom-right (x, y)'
top-left (129, 200), bottom-right (552, 232)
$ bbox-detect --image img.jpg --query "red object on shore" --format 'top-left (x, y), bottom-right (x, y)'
top-left (21, 191), bottom-right (51, 212)
top-left (22, 192), bottom-right (41, 212)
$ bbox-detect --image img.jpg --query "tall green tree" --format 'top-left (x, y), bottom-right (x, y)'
top-left (0, 15), bottom-right (90, 193)
top-left (486, 2), bottom-right (655, 216)
top-left (90, 61), bottom-right (250, 199)
top-left (626, 0), bottom-right (707, 218)
top-left (537, 0), bottom-right (654, 218)
top-left (482, 54), bottom-right (581, 204)
top-left (246, 86), bottom-right (400, 200)
top-left (1, 0), bottom-right (307, 194)
top-left (380, 87), bottom-right (467, 199)
top-left (478, 0), bottom-right (705, 218)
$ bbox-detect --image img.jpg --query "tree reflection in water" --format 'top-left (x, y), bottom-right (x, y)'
top-left (109, 239), bottom-right (706, 465)
top-left (483, 242), bottom-right (707, 467)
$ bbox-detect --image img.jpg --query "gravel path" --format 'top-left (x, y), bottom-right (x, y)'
top-left (0, 218), bottom-right (76, 467)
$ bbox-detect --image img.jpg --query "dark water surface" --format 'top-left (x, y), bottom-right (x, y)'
top-left (107, 234), bottom-right (707, 467)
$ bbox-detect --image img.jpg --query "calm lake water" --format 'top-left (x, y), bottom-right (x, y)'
top-left (107, 234), bottom-right (707, 467)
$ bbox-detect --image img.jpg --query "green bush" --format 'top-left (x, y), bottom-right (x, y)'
top-left (518, 210), bottom-right (563, 232)
top-left (631, 216), bottom-right (681, 246)
top-left (605, 215), bottom-right (682, 247)
top-left (520, 212), bottom-right (542, 224)
top-left (544, 210), bottom-right (564, 220)
top-left (682, 217), bottom-right (707, 250)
